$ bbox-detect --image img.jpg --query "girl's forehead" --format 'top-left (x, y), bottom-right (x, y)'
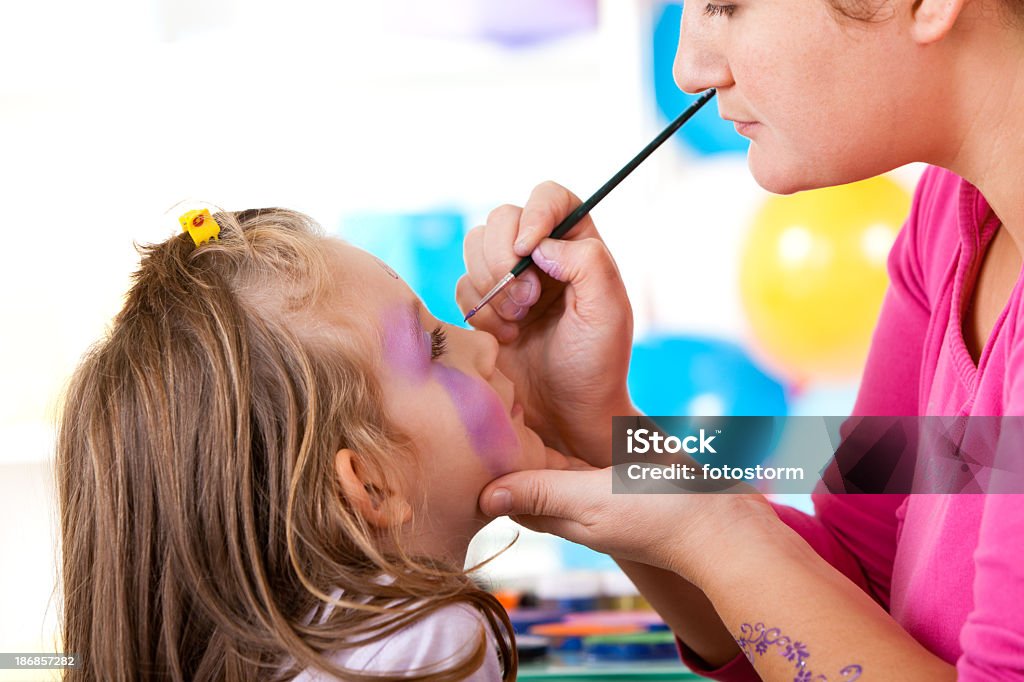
top-left (327, 241), bottom-right (420, 319)
top-left (371, 255), bottom-right (400, 280)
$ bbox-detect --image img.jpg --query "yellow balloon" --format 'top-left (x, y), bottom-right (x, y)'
top-left (740, 175), bottom-right (911, 382)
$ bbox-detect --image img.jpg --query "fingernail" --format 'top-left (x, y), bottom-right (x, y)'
top-left (532, 242), bottom-right (561, 280)
top-left (498, 298), bottom-right (525, 320)
top-left (488, 488), bottom-right (513, 516)
top-left (506, 280), bottom-right (533, 306)
top-left (514, 237), bottom-right (530, 257)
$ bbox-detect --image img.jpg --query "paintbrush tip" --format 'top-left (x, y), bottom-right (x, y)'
top-left (464, 308), bottom-right (477, 322)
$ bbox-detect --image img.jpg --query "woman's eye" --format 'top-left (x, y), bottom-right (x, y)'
top-left (704, 3), bottom-right (736, 17)
top-left (430, 325), bottom-right (448, 360)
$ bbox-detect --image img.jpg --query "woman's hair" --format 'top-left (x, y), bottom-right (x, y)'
top-left (826, 0), bottom-right (1024, 24)
top-left (56, 208), bottom-right (516, 681)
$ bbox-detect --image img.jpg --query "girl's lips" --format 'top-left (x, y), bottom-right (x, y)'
top-left (733, 121), bottom-right (760, 136)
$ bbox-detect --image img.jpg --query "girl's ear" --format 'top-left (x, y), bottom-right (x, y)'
top-left (334, 448), bottom-right (412, 528)
top-left (910, 0), bottom-right (967, 45)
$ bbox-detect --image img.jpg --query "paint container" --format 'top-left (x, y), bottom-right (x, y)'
top-left (508, 607), bottom-right (567, 635)
top-left (536, 570), bottom-right (603, 612)
top-left (564, 610), bottom-right (669, 632)
top-left (528, 622), bottom-right (643, 657)
top-left (515, 635), bottom-right (550, 664)
top-left (583, 631), bottom-right (680, 662)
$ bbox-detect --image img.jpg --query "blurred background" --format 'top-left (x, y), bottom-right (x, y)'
top-left (0, 0), bottom-right (923, 675)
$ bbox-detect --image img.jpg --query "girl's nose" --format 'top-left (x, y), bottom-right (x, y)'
top-left (673, 6), bottom-right (734, 95)
top-left (467, 327), bottom-right (501, 379)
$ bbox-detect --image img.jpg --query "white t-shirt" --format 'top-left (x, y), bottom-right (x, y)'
top-left (288, 588), bottom-right (504, 681)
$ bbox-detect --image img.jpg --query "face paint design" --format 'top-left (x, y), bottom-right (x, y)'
top-left (372, 256), bottom-right (400, 280)
top-left (381, 307), bottom-right (430, 381)
top-left (381, 305), bottom-right (520, 475)
top-left (436, 366), bottom-right (520, 476)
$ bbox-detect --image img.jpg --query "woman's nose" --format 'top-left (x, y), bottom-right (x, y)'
top-left (673, 7), bottom-right (734, 95)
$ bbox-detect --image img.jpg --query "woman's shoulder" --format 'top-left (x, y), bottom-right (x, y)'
top-left (906, 164), bottom-right (963, 248)
top-left (893, 165), bottom-right (968, 303)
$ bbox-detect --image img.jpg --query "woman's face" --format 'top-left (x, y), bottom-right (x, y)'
top-left (675, 0), bottom-right (946, 193)
top-left (322, 241), bottom-right (548, 547)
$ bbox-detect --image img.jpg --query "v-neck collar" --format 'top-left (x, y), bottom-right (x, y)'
top-left (948, 178), bottom-right (1021, 396)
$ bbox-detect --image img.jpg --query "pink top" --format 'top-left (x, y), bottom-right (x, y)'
top-left (679, 166), bottom-right (1024, 680)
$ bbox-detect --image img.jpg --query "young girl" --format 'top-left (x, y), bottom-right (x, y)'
top-left (56, 207), bottom-right (554, 680)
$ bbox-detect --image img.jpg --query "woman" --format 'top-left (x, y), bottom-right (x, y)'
top-left (456, 0), bottom-right (1024, 679)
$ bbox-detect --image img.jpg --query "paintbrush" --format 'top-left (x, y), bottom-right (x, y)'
top-left (464, 88), bottom-right (717, 322)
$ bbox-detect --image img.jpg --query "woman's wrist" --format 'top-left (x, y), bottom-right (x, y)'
top-left (666, 494), bottom-right (807, 592)
top-left (558, 398), bottom-right (639, 466)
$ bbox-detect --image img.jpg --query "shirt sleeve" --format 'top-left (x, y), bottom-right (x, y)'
top-left (296, 603), bottom-right (503, 681)
top-left (956, 341), bottom-right (1024, 679)
top-left (360, 603), bottom-right (503, 680)
top-left (676, 167), bottom-right (941, 680)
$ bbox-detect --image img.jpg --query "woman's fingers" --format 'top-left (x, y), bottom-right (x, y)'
top-left (479, 468), bottom-right (602, 520)
top-left (478, 467), bottom-right (752, 579)
top-left (458, 180), bottom-right (609, 327)
top-left (458, 205), bottom-right (543, 326)
top-left (455, 274), bottom-right (517, 341)
top-left (514, 181), bottom-right (600, 257)
top-left (530, 236), bottom-right (627, 326)
top-left (481, 204), bottom-right (523, 282)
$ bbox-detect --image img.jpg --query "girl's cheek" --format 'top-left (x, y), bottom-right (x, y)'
top-left (436, 366), bottom-right (519, 476)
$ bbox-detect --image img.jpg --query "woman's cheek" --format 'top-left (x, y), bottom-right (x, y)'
top-left (435, 366), bottom-right (519, 476)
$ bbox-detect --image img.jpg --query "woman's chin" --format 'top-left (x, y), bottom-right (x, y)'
top-left (748, 150), bottom-right (812, 196)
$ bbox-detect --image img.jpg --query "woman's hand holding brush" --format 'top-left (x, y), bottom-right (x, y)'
top-left (456, 181), bottom-right (635, 466)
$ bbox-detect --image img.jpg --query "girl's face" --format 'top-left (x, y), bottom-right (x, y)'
top-left (324, 242), bottom-right (547, 549)
top-left (676, 0), bottom-right (946, 193)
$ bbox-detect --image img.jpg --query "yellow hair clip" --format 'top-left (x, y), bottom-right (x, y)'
top-left (179, 208), bottom-right (221, 247)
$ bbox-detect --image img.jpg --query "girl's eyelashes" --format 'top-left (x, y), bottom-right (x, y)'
top-left (704, 3), bottom-right (736, 17)
top-left (430, 325), bottom-right (449, 360)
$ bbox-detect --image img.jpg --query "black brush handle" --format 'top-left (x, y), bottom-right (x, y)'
top-left (509, 88), bottom-right (717, 279)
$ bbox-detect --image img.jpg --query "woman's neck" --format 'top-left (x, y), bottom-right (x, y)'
top-left (934, 9), bottom-right (1024, 257)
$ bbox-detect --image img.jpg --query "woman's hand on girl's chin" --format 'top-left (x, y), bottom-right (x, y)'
top-left (542, 446), bottom-right (596, 472)
top-left (479, 465), bottom-right (781, 587)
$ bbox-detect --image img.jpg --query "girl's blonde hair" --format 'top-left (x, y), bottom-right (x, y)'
top-left (56, 208), bottom-right (516, 681)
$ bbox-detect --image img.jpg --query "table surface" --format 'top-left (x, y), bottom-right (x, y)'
top-left (518, 660), bottom-right (702, 680)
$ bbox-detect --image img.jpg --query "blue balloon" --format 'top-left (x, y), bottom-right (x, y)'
top-left (338, 211), bottom-right (469, 327)
top-left (629, 334), bottom-right (788, 416)
top-left (651, 2), bottom-right (749, 156)
top-left (788, 382), bottom-right (860, 417)
top-left (627, 334), bottom-right (788, 468)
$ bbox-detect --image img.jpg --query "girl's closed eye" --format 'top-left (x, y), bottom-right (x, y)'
top-left (704, 3), bottom-right (736, 18)
top-left (430, 325), bottom-right (449, 359)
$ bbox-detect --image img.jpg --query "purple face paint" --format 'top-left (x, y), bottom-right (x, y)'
top-left (380, 303), bottom-right (520, 475)
top-left (436, 365), bottom-right (520, 476)
top-left (381, 305), bottom-right (431, 381)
